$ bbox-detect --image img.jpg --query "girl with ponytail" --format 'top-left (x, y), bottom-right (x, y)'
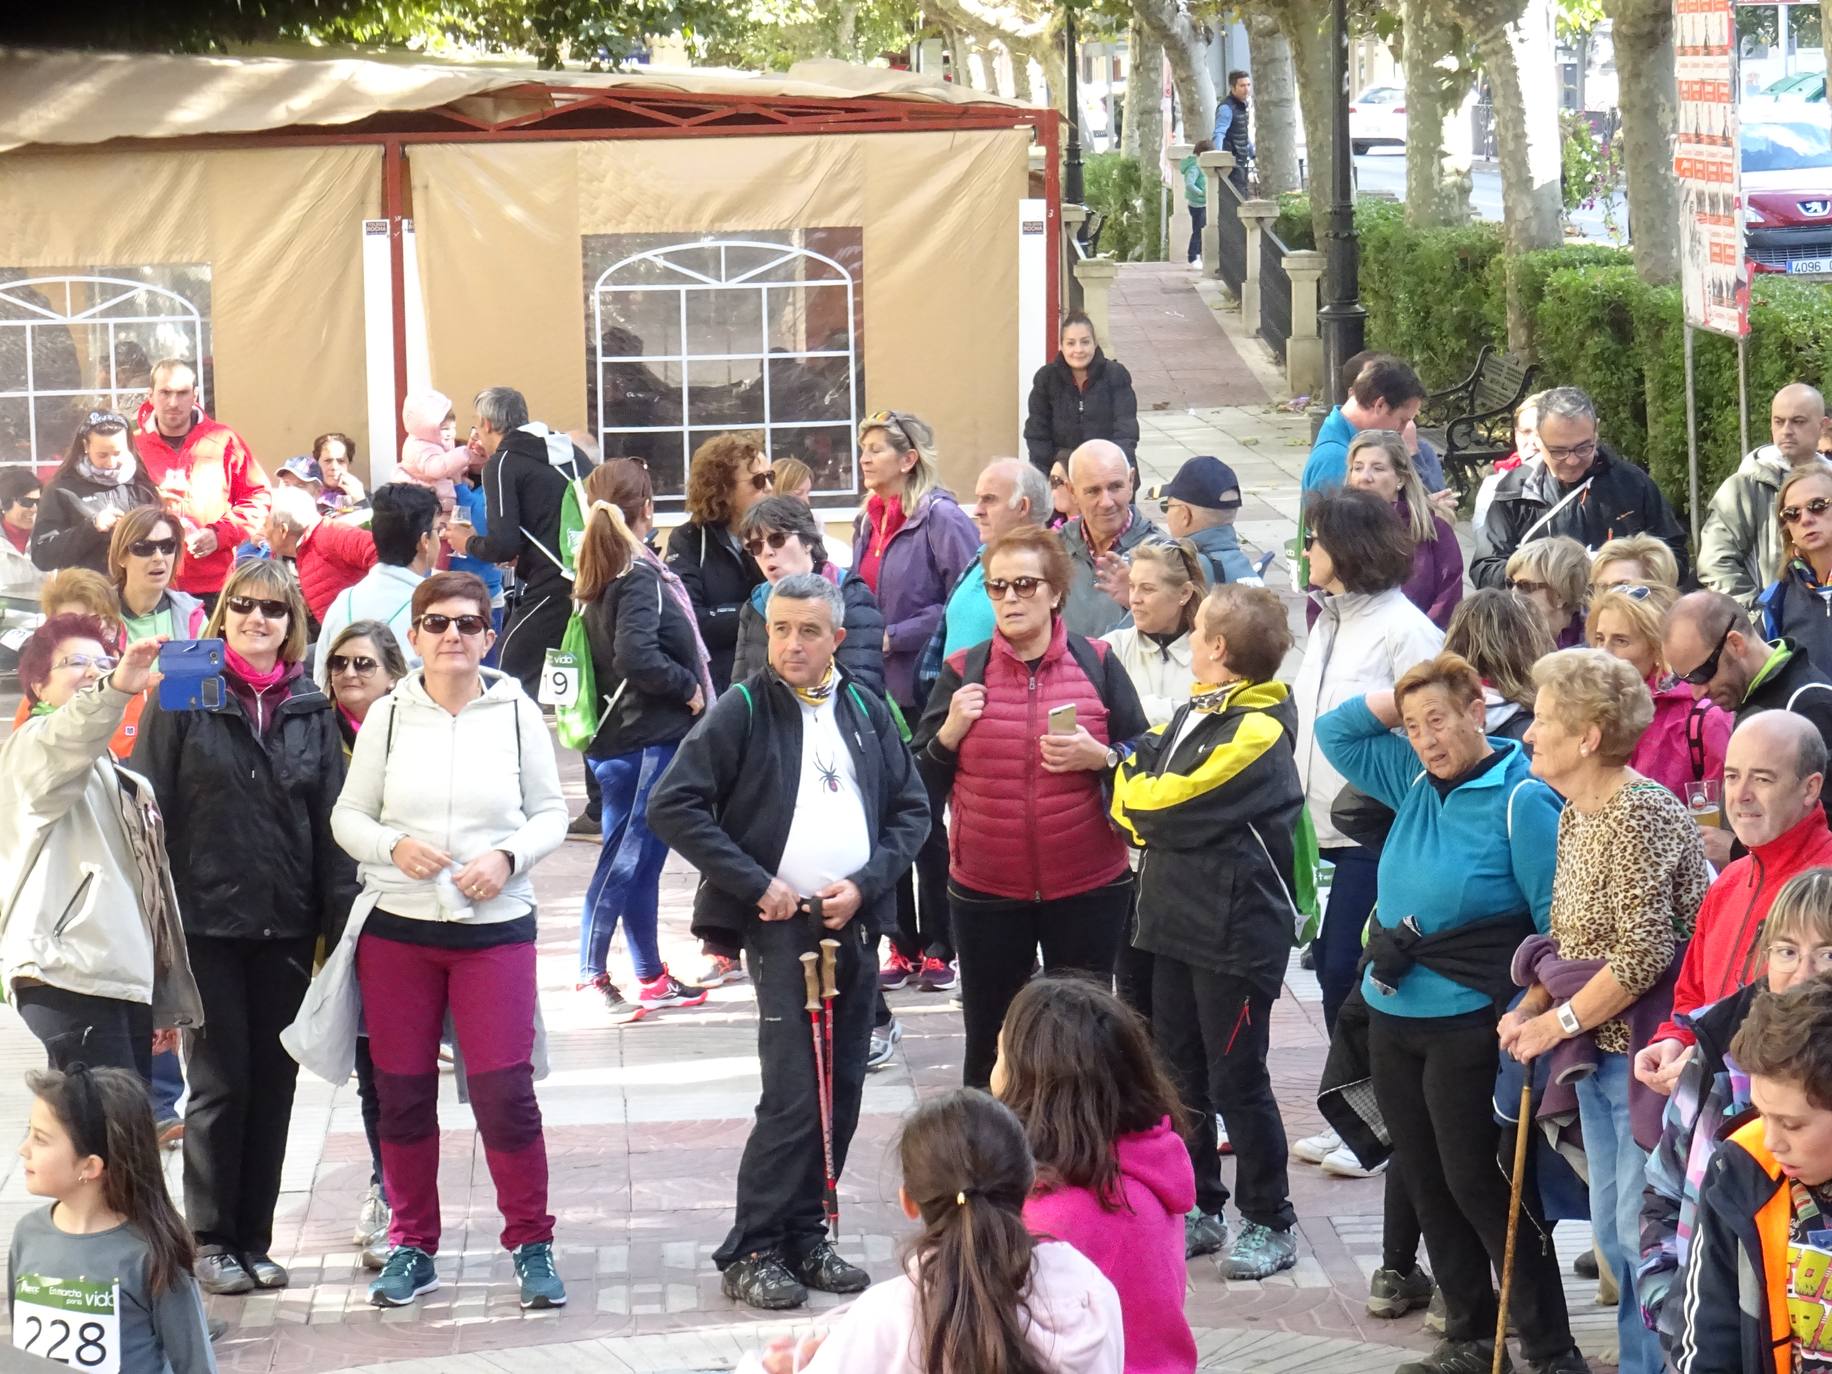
top-left (754, 1090), bottom-right (1123, 1374)
top-left (573, 459), bottom-right (717, 1022)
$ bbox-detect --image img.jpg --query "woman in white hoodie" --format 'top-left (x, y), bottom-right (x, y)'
top-left (1100, 540), bottom-right (1202, 728)
top-left (329, 570), bottom-right (569, 1314)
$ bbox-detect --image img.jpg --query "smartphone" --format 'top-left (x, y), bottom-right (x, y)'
top-left (1048, 703), bottom-right (1077, 735)
top-left (156, 639), bottom-right (226, 711)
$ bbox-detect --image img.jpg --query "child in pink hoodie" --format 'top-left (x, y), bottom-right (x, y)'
top-left (395, 390), bottom-right (473, 515)
top-left (996, 977), bottom-right (1199, 1374)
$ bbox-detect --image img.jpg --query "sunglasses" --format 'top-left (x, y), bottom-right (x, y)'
top-left (13, 494), bottom-right (37, 509)
top-left (1508, 578), bottom-right (1551, 596)
top-left (866, 409), bottom-right (919, 452)
top-left (415, 613), bottom-right (489, 637)
top-left (128, 537), bottom-right (178, 559)
top-left (1048, 474), bottom-right (1068, 490)
top-left (743, 530), bottom-right (796, 558)
top-left (53, 653), bottom-right (117, 672)
top-left (326, 654), bottom-right (380, 678)
top-left (1675, 617), bottom-right (1736, 687)
top-left (225, 594), bottom-right (290, 619)
top-left (1782, 496), bottom-right (1832, 524)
top-left (1302, 531), bottom-right (1316, 550)
top-left (748, 469), bottom-right (776, 492)
top-left (987, 576), bottom-right (1046, 601)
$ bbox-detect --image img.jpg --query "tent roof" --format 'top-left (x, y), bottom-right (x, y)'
top-left (0, 49), bottom-right (1032, 154)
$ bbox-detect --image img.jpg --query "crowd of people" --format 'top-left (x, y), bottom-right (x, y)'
top-left (7, 323), bottom-right (1832, 1374)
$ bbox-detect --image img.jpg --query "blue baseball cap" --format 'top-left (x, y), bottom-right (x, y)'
top-left (1156, 456), bottom-right (1242, 510)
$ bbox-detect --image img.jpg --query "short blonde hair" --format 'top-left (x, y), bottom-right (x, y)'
top-left (1590, 533), bottom-right (1679, 592)
top-left (1506, 536), bottom-right (1590, 616)
top-left (1584, 583), bottom-right (1678, 671)
top-left (1531, 647), bottom-right (1654, 765)
top-left (204, 558), bottom-right (309, 665)
top-left (1394, 651), bottom-right (1484, 714)
top-left (773, 457), bottom-right (813, 497)
top-left (1765, 868), bottom-right (1832, 952)
top-left (39, 568), bottom-right (123, 643)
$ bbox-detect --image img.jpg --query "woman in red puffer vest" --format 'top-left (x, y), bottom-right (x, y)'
top-left (914, 524), bottom-right (1149, 1089)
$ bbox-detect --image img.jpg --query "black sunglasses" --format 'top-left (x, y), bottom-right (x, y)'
top-left (1675, 617), bottom-right (1736, 687)
top-left (748, 469), bottom-right (776, 492)
top-left (225, 594), bottom-right (290, 619)
top-left (1782, 496), bottom-right (1832, 525)
top-left (326, 653), bottom-right (380, 678)
top-left (743, 530), bottom-right (796, 558)
top-left (128, 537), bottom-right (178, 559)
top-left (986, 576), bottom-right (1046, 601)
top-left (415, 613), bottom-right (489, 636)
top-left (13, 494), bottom-right (37, 509)
top-left (866, 409), bottom-right (919, 452)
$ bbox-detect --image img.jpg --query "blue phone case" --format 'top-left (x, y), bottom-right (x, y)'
top-left (156, 639), bottom-right (226, 711)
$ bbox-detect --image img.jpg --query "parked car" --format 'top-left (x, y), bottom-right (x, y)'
top-left (1762, 72), bottom-right (1827, 102)
top-left (1742, 108), bottom-right (1832, 277)
top-left (1350, 86), bottom-right (1407, 154)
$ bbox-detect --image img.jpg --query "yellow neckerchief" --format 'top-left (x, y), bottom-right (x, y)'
top-left (792, 662), bottom-right (837, 709)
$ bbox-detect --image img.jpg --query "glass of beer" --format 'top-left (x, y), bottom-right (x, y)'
top-left (1686, 779), bottom-right (1722, 829)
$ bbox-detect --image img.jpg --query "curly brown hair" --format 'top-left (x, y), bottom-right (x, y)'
top-left (685, 431), bottom-right (765, 527)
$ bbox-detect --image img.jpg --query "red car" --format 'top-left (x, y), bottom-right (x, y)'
top-left (1743, 108), bottom-right (1832, 276)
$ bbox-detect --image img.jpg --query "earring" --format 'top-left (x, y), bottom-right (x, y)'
top-left (1579, 744), bottom-right (1591, 757)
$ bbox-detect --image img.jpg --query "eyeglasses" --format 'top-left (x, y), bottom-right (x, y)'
top-left (866, 409), bottom-right (919, 452)
top-left (1782, 496), bottom-right (1832, 525)
top-left (53, 653), bottom-right (117, 672)
top-left (1674, 617), bottom-right (1736, 687)
top-left (986, 576), bottom-right (1046, 601)
top-left (748, 469), bottom-right (776, 492)
top-left (743, 530), bottom-right (796, 558)
top-left (415, 613), bottom-right (489, 637)
top-left (326, 654), bottom-right (380, 678)
top-left (128, 537), bottom-right (178, 559)
top-left (225, 594), bottom-right (290, 620)
top-left (1508, 578), bottom-right (1551, 596)
top-left (1542, 439), bottom-right (1598, 463)
top-left (1766, 942), bottom-right (1832, 974)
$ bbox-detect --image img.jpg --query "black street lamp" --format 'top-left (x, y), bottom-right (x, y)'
top-left (1317, 0), bottom-right (1365, 406)
top-left (1064, 0), bottom-right (1084, 209)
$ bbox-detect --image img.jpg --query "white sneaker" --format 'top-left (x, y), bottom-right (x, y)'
top-left (1292, 1128), bottom-right (1341, 1164)
top-left (1320, 1142), bottom-right (1386, 1178)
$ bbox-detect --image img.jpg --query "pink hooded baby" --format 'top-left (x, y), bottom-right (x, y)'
top-left (394, 390), bottom-right (473, 513)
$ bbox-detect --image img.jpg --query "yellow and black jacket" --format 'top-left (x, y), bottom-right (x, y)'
top-left (1110, 680), bottom-right (1302, 999)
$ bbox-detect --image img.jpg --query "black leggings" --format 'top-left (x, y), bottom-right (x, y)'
top-left (14, 985), bottom-right (153, 1082)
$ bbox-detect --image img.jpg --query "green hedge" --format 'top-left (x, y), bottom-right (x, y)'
top-left (1082, 152), bottom-right (1168, 263)
top-left (1339, 207), bottom-right (1829, 520)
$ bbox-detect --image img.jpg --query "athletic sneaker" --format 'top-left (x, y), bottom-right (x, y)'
top-left (1424, 1289), bottom-right (1447, 1333)
top-left (1525, 1349), bottom-right (1588, 1374)
top-left (369, 1247), bottom-right (438, 1307)
top-left (1185, 1209), bottom-right (1229, 1259)
top-left (866, 1018), bottom-right (903, 1070)
top-left (879, 949), bottom-right (919, 991)
top-left (696, 953), bottom-right (746, 987)
top-left (1320, 1142), bottom-right (1386, 1178)
top-left (353, 1182), bottom-right (388, 1246)
top-left (579, 973), bottom-right (641, 1023)
top-left (636, 967), bottom-right (708, 1013)
top-left (1222, 1222), bottom-right (1297, 1279)
top-left (722, 1250), bottom-right (806, 1311)
top-left (792, 1239), bottom-right (869, 1294)
top-left (1292, 1128), bottom-right (1341, 1164)
top-left (1393, 1338), bottom-right (1510, 1374)
top-left (1367, 1264), bottom-right (1434, 1319)
top-left (512, 1241), bottom-right (566, 1309)
top-left (917, 956), bottom-right (957, 992)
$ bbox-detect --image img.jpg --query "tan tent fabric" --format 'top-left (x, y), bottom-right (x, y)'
top-left (409, 128), bottom-right (1028, 498)
top-left (0, 144), bottom-right (379, 469)
top-left (0, 50), bottom-right (1025, 154)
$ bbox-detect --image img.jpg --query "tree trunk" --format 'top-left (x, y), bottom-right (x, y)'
top-left (1401, 0), bottom-right (1467, 226)
top-left (1604, 0), bottom-right (1683, 282)
top-left (836, 2), bottom-right (858, 57)
top-left (1271, 2), bottom-right (1334, 246)
top-left (1009, 44), bottom-right (1034, 102)
top-left (1122, 23), bottom-right (1146, 157)
top-left (1134, 0), bottom-right (1216, 142)
top-left (1246, 9), bottom-right (1302, 195)
top-left (938, 22), bottom-right (969, 85)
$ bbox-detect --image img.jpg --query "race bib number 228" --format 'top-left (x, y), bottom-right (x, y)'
top-left (13, 1274), bottom-right (119, 1374)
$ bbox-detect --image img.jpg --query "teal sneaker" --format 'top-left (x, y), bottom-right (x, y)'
top-left (1184, 1209), bottom-right (1230, 1259)
top-left (1221, 1222), bottom-right (1298, 1279)
top-left (369, 1246), bottom-right (438, 1307)
top-left (513, 1241), bottom-right (567, 1309)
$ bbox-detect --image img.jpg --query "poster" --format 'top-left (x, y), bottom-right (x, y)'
top-left (1674, 0), bottom-right (1748, 337)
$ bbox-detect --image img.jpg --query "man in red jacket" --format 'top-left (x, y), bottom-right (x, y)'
top-left (136, 358), bottom-right (270, 603)
top-left (1636, 708), bottom-right (1832, 1094)
top-left (267, 478), bottom-right (377, 624)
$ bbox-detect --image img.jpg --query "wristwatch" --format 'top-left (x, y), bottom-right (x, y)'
top-left (1104, 746), bottom-right (1120, 769)
top-left (1555, 1002), bottom-right (1582, 1037)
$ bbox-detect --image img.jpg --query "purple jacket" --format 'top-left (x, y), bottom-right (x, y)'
top-left (852, 490), bottom-right (979, 707)
top-left (1404, 514), bottom-right (1465, 630)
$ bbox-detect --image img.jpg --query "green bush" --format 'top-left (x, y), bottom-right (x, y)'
top-left (1354, 200), bottom-right (1506, 390)
top-left (1082, 152), bottom-right (1168, 263)
top-left (1274, 192), bottom-right (1314, 251)
top-left (1531, 264), bottom-right (1651, 464)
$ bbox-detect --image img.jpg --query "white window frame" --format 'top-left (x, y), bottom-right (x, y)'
top-left (591, 238), bottom-right (860, 501)
top-left (0, 275), bottom-right (208, 463)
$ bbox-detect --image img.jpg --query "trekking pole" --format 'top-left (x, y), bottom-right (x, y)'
top-left (819, 936), bottom-right (841, 1237)
top-left (800, 951), bottom-right (839, 1238)
top-left (1493, 1073), bottom-right (1535, 1374)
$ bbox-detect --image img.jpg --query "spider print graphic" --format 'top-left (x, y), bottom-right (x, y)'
top-left (814, 750), bottom-right (842, 793)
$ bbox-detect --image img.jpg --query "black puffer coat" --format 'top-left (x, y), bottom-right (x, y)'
top-left (580, 557), bottom-right (706, 759)
top-left (729, 570), bottom-right (888, 697)
top-left (1023, 350), bottom-right (1141, 472)
top-left (32, 465), bottom-right (159, 573)
top-left (664, 519), bottom-right (763, 692)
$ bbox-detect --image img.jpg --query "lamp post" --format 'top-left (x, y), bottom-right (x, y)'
top-left (1064, 0), bottom-right (1084, 209)
top-left (1316, 0), bottom-right (1365, 406)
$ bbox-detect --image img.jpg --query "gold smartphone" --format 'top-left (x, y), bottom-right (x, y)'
top-left (1047, 703), bottom-right (1077, 734)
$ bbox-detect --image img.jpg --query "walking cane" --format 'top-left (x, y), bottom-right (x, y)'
top-left (799, 949), bottom-right (839, 1239)
top-left (1493, 1073), bottom-right (1535, 1374)
top-left (819, 937), bottom-right (840, 1236)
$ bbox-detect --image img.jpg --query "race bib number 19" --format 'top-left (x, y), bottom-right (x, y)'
top-left (539, 649), bottom-right (581, 709)
top-left (13, 1274), bottom-right (119, 1374)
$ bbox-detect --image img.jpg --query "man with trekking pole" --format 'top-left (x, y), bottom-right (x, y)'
top-left (648, 571), bottom-right (929, 1312)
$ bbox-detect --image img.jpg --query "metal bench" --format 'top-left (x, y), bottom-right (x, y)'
top-left (1416, 344), bottom-right (1537, 498)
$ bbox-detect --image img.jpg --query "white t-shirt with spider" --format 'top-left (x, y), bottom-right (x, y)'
top-left (776, 690), bottom-right (873, 900)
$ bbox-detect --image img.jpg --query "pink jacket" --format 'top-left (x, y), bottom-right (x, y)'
top-left (1630, 675), bottom-right (1730, 802)
top-left (1024, 1118), bottom-right (1197, 1374)
top-left (394, 390), bottom-right (471, 513)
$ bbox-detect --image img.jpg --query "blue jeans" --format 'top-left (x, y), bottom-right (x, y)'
top-left (579, 744), bottom-right (679, 984)
top-left (1316, 845), bottom-right (1380, 1034)
top-left (150, 1047), bottom-right (183, 1121)
top-left (1575, 1052), bottom-right (1661, 1374)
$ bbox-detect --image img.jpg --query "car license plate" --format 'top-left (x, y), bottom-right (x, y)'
top-left (1788, 257), bottom-right (1832, 274)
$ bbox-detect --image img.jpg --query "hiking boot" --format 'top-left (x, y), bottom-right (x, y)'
top-left (722, 1250), bottom-right (807, 1311)
top-left (1292, 1128), bottom-right (1341, 1164)
top-left (1367, 1264), bottom-right (1434, 1318)
top-left (369, 1247), bottom-right (438, 1307)
top-left (879, 949), bottom-right (919, 991)
top-left (512, 1241), bottom-right (566, 1308)
top-left (792, 1239), bottom-right (870, 1294)
top-left (195, 1247), bottom-right (255, 1296)
top-left (917, 956), bottom-right (957, 992)
top-left (636, 967), bottom-right (708, 1013)
top-left (566, 811), bottom-right (599, 842)
top-left (1222, 1222), bottom-right (1297, 1279)
top-left (580, 973), bottom-right (642, 1023)
top-left (1524, 1348), bottom-right (1588, 1374)
top-left (696, 952), bottom-right (746, 987)
top-left (1321, 1142), bottom-right (1386, 1178)
top-left (1393, 1339), bottom-right (1510, 1374)
top-left (866, 1018), bottom-right (903, 1070)
top-left (1185, 1209), bottom-right (1230, 1259)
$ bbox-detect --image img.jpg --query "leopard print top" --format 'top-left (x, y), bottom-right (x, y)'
top-left (1547, 778), bottom-right (1710, 1055)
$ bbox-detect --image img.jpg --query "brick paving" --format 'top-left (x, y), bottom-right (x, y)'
top-left (0, 265), bottom-right (1615, 1370)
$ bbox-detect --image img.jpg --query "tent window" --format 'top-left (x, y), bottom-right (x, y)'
top-left (0, 269), bottom-right (212, 469)
top-left (585, 231), bottom-right (864, 507)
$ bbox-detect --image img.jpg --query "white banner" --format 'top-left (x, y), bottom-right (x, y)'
top-left (360, 219), bottom-right (398, 483)
top-left (1017, 198), bottom-right (1048, 440)
top-left (1674, 0), bottom-right (1748, 338)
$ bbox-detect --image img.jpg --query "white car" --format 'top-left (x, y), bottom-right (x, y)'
top-left (1351, 86), bottom-right (1408, 153)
